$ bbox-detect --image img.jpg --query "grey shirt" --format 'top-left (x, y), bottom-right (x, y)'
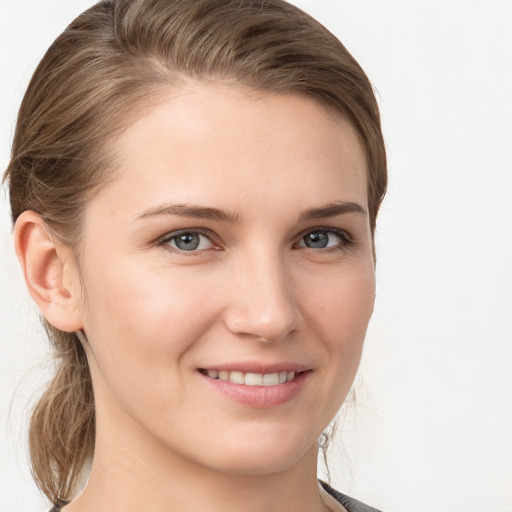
top-left (320, 481), bottom-right (384, 512)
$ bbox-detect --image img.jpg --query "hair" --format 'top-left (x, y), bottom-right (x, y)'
top-left (4, 0), bottom-right (387, 503)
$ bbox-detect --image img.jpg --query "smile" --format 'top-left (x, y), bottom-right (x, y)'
top-left (198, 364), bottom-right (311, 407)
top-left (199, 369), bottom-right (298, 386)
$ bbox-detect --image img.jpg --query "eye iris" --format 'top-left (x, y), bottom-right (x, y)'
top-left (175, 233), bottom-right (201, 251)
top-left (304, 231), bottom-right (329, 248)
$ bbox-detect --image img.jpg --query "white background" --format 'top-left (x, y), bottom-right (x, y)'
top-left (1, 1), bottom-right (511, 511)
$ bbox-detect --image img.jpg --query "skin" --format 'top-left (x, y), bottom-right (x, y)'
top-left (15, 84), bottom-right (375, 512)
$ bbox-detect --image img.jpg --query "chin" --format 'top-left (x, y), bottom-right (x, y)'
top-left (183, 427), bottom-right (318, 476)
top-left (202, 451), bottom-right (310, 477)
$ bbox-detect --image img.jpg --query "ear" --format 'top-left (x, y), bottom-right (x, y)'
top-left (14, 210), bottom-right (84, 332)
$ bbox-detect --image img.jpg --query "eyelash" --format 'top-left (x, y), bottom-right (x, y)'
top-left (157, 229), bottom-right (217, 255)
top-left (156, 227), bottom-right (353, 255)
top-left (295, 228), bottom-right (352, 253)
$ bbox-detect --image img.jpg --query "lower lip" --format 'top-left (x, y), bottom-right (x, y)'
top-left (199, 371), bottom-right (310, 408)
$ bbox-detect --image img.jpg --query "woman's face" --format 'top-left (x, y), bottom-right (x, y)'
top-left (72, 84), bottom-right (375, 475)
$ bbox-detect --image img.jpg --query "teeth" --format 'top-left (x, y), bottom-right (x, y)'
top-left (207, 370), bottom-right (298, 386)
top-left (262, 372), bottom-right (279, 386)
top-left (245, 373), bottom-right (263, 386)
top-left (229, 371), bottom-right (245, 384)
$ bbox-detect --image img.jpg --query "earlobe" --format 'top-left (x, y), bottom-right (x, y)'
top-left (14, 210), bottom-right (83, 332)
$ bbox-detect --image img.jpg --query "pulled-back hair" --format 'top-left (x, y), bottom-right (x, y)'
top-left (4, 0), bottom-right (386, 502)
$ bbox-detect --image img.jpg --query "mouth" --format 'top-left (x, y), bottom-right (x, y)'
top-left (198, 368), bottom-right (306, 386)
top-left (197, 363), bottom-right (312, 407)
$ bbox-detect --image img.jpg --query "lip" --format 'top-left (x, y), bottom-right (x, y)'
top-left (200, 361), bottom-right (311, 374)
top-left (197, 362), bottom-right (312, 408)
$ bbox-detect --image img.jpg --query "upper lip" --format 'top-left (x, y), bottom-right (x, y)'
top-left (198, 362), bottom-right (311, 374)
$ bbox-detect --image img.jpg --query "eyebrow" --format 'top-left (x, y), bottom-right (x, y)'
top-left (298, 201), bottom-right (367, 221)
top-left (137, 203), bottom-right (239, 223)
top-left (137, 200), bottom-right (366, 223)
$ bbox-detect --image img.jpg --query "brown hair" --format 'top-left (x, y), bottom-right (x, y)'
top-left (4, 0), bottom-right (387, 502)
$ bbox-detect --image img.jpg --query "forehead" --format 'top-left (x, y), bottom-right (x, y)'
top-left (90, 84), bottom-right (368, 221)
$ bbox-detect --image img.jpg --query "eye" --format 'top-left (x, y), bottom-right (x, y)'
top-left (297, 229), bottom-right (350, 250)
top-left (160, 230), bottom-right (215, 252)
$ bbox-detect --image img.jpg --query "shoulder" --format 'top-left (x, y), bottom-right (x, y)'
top-left (320, 481), bottom-right (385, 512)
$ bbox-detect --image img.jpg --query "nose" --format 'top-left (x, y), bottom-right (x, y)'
top-left (222, 251), bottom-right (305, 342)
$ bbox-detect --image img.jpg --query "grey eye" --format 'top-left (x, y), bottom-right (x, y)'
top-left (168, 232), bottom-right (213, 251)
top-left (303, 231), bottom-right (329, 248)
top-left (299, 230), bottom-right (346, 249)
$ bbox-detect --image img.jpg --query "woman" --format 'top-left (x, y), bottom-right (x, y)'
top-left (4, 0), bottom-right (387, 511)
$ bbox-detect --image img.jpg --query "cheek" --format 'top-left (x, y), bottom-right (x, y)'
top-left (300, 261), bottom-right (375, 370)
top-left (83, 255), bottom-right (215, 341)
top-left (78, 264), bottom-right (223, 438)
top-left (304, 260), bottom-right (375, 330)
top-left (288, 262), bottom-right (375, 432)
top-left (78, 256), bottom-right (222, 402)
